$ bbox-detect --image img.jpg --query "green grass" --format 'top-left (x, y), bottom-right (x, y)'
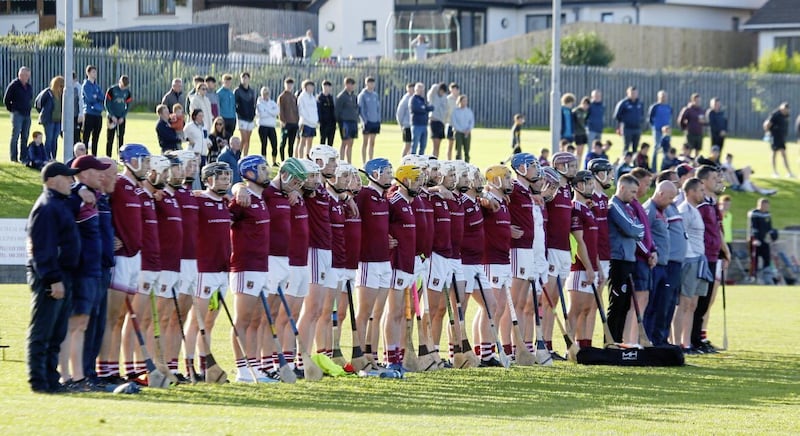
top-left (0, 284), bottom-right (798, 433)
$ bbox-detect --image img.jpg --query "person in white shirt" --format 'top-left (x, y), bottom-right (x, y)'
top-left (297, 80), bottom-right (319, 159)
top-left (187, 82), bottom-right (213, 133)
top-left (450, 95), bottom-right (475, 162)
top-left (183, 108), bottom-right (212, 173)
top-left (257, 86), bottom-right (280, 166)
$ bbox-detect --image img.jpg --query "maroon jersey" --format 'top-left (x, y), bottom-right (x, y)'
top-left (357, 185), bottom-right (390, 262)
top-left (329, 192), bottom-right (348, 269)
top-left (461, 194), bottom-right (485, 265)
top-left (155, 188), bottom-right (183, 272)
top-left (430, 194), bottom-right (452, 258)
top-left (289, 198), bottom-right (309, 266)
top-left (546, 183), bottom-right (573, 251)
top-left (230, 189), bottom-right (270, 272)
top-left (306, 186), bottom-right (332, 250)
top-left (174, 186), bottom-right (198, 260)
top-left (416, 192), bottom-right (435, 258)
top-left (344, 205), bottom-right (362, 269)
top-left (447, 197), bottom-right (464, 259)
top-left (196, 193), bottom-right (231, 273)
top-left (388, 191), bottom-right (416, 274)
top-left (264, 183), bottom-right (291, 257)
top-left (509, 180), bottom-right (534, 249)
top-left (591, 191), bottom-right (611, 261)
top-left (631, 198), bottom-right (655, 262)
top-left (140, 190), bottom-right (160, 271)
top-left (111, 174), bottom-right (142, 257)
top-left (482, 192), bottom-right (511, 265)
top-left (570, 200), bottom-right (599, 271)
top-left (698, 197), bottom-right (722, 262)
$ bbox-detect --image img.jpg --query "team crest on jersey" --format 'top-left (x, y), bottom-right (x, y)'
top-left (396, 278), bottom-right (404, 287)
top-left (320, 272), bottom-right (326, 280)
top-left (432, 278), bottom-right (440, 286)
top-left (203, 286), bottom-right (211, 295)
top-left (519, 268), bottom-right (525, 275)
top-left (143, 282), bottom-right (150, 290)
top-left (160, 284), bottom-right (167, 293)
top-left (492, 276), bottom-right (499, 284)
top-left (246, 281), bottom-right (254, 289)
top-left (549, 265), bottom-right (555, 273)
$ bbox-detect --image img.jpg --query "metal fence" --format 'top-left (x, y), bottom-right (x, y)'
top-left (3, 46), bottom-right (800, 139)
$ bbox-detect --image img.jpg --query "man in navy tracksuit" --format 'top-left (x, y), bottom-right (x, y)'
top-left (586, 89), bottom-right (604, 145)
top-left (613, 86), bottom-right (645, 155)
top-left (81, 65), bottom-right (104, 156)
top-left (3, 66), bottom-right (33, 163)
top-left (27, 162), bottom-right (81, 393)
top-left (410, 82), bottom-right (433, 155)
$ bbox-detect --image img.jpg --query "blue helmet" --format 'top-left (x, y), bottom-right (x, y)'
top-left (238, 155), bottom-right (267, 182)
top-left (363, 158), bottom-right (392, 178)
top-left (510, 153), bottom-right (536, 170)
top-left (119, 144), bottom-right (150, 164)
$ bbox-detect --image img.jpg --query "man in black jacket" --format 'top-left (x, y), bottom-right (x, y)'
top-left (317, 80), bottom-right (336, 146)
top-left (4, 66), bottom-right (33, 163)
top-left (27, 162), bottom-right (82, 393)
top-left (235, 72), bottom-right (257, 155)
top-left (155, 104), bottom-right (181, 152)
top-left (748, 198), bottom-right (776, 281)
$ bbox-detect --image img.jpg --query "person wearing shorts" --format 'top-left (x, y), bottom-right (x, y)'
top-left (445, 83), bottom-right (460, 160)
top-left (765, 102), bottom-right (794, 177)
top-left (397, 83), bottom-right (414, 156)
top-left (427, 82), bottom-right (447, 158)
top-left (296, 80), bottom-right (318, 160)
top-left (234, 72), bottom-right (257, 155)
top-left (335, 77), bottom-right (359, 162)
top-left (358, 77), bottom-right (381, 163)
top-left (445, 162), bottom-right (468, 362)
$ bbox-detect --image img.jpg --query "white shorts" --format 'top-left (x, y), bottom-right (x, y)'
top-left (547, 248), bottom-right (572, 282)
top-left (309, 248), bottom-right (337, 288)
top-left (567, 270), bottom-right (598, 294)
top-left (449, 257), bottom-right (465, 282)
top-left (238, 119), bottom-right (255, 131)
top-left (178, 259), bottom-right (198, 296)
top-left (286, 265), bottom-right (310, 298)
top-left (335, 268), bottom-right (357, 292)
top-left (357, 261), bottom-right (393, 289)
top-left (268, 256), bottom-right (291, 296)
top-left (230, 271), bottom-right (270, 298)
top-left (391, 269), bottom-right (415, 291)
top-left (138, 270), bottom-right (160, 295)
top-left (110, 253), bottom-right (141, 294)
top-left (156, 270), bottom-right (180, 298)
top-left (485, 263), bottom-right (512, 290)
top-left (599, 260), bottom-right (611, 283)
top-left (462, 264), bottom-right (489, 294)
top-left (196, 271), bottom-right (228, 299)
top-left (511, 248), bottom-right (537, 280)
top-left (427, 252), bottom-right (455, 292)
top-left (413, 255), bottom-right (428, 284)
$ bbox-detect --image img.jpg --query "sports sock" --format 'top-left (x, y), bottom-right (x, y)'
top-left (502, 344), bottom-right (512, 356)
top-left (199, 355), bottom-right (207, 374)
top-left (271, 352), bottom-right (279, 371)
top-left (283, 350), bottom-right (295, 369)
top-left (260, 355), bottom-right (270, 371)
top-left (296, 354), bottom-right (305, 370)
top-left (474, 345), bottom-right (480, 356)
top-left (109, 362), bottom-right (119, 377)
top-left (168, 359), bottom-right (178, 373)
top-left (326, 349), bottom-right (333, 358)
top-left (96, 361), bottom-right (109, 378)
top-left (235, 358), bottom-right (247, 378)
top-left (124, 362), bottom-right (135, 377)
top-left (701, 330), bottom-right (708, 341)
top-left (185, 357), bottom-right (195, 375)
top-left (247, 358), bottom-right (258, 375)
top-left (448, 344), bottom-right (455, 361)
top-left (545, 340), bottom-right (553, 352)
top-left (387, 344), bottom-right (398, 364)
top-left (480, 343), bottom-right (493, 360)
top-left (578, 339), bottom-right (591, 348)
top-left (399, 348), bottom-right (405, 363)
top-left (134, 361), bottom-right (147, 374)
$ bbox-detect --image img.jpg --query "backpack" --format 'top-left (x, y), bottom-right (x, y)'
top-left (34, 88), bottom-right (50, 113)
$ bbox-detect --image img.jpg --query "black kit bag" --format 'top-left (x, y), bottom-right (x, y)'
top-left (576, 345), bottom-right (685, 367)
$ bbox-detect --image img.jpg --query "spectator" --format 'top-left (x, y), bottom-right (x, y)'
top-left (104, 75), bottom-right (132, 157)
top-left (410, 34), bottom-right (429, 61)
top-left (720, 151), bottom-right (776, 195)
top-left (748, 198), bottom-right (776, 283)
top-left (156, 104), bottom-right (181, 153)
top-left (613, 86), bottom-right (645, 154)
top-left (169, 103), bottom-right (185, 141)
top-left (218, 137), bottom-right (243, 185)
top-left (297, 79), bottom-right (319, 159)
top-left (586, 89), bottom-right (604, 145)
top-left (26, 161), bottom-right (81, 393)
top-left (445, 83), bottom-right (461, 160)
top-left (278, 77), bottom-right (300, 162)
top-left (184, 75), bottom-right (204, 112)
top-left (217, 74), bottom-right (237, 136)
top-left (642, 180), bottom-right (677, 346)
top-left (566, 143), bottom-right (576, 155)
top-left (188, 81), bottom-right (213, 133)
top-left (584, 140), bottom-right (607, 168)
top-left (71, 72), bottom-right (83, 145)
top-left (573, 96), bottom-right (590, 159)
top-left (427, 82), bottom-right (448, 158)
top-left (678, 93), bottom-right (706, 158)
top-left (764, 102), bottom-right (794, 178)
top-left (654, 125), bottom-right (672, 172)
top-left (208, 116), bottom-right (228, 164)
top-left (648, 90), bottom-right (672, 152)
top-left (317, 80), bottom-right (336, 147)
top-left (65, 142), bottom-right (87, 168)
top-left (358, 77), bottom-right (381, 163)
top-left (539, 147), bottom-right (550, 166)
top-left (235, 72), bottom-right (257, 155)
top-left (660, 147), bottom-right (681, 171)
top-left (450, 95), bottom-right (474, 162)
top-left (36, 75), bottom-right (65, 161)
top-left (26, 131), bottom-right (47, 170)
top-left (511, 113), bottom-right (525, 154)
top-left (183, 109), bottom-right (212, 165)
top-left (302, 30), bottom-right (317, 60)
top-left (81, 65), bottom-right (104, 156)
top-left (615, 152), bottom-right (634, 180)
top-left (678, 142), bottom-right (693, 164)
top-left (396, 83), bottom-right (414, 156)
top-left (409, 82), bottom-right (432, 155)
top-left (707, 97), bottom-right (728, 151)
top-left (161, 78), bottom-right (183, 113)
top-left (635, 142), bottom-right (650, 169)
top-left (205, 76), bottom-right (220, 119)
top-left (335, 77), bottom-right (359, 162)
top-left (560, 93), bottom-right (576, 146)
top-left (257, 86), bottom-right (280, 165)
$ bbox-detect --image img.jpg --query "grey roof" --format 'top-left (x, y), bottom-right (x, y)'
top-left (744, 0), bottom-right (800, 28)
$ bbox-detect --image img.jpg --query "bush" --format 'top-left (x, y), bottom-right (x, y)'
top-left (757, 46), bottom-right (800, 74)
top-left (0, 29), bottom-right (92, 48)
top-left (526, 32), bottom-right (614, 67)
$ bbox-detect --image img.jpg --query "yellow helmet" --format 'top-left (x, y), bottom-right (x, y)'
top-left (485, 165), bottom-right (510, 182)
top-left (395, 164), bottom-right (422, 182)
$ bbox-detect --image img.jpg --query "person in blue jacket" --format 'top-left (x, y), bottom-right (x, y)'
top-left (614, 86), bottom-right (645, 155)
top-left (586, 89), bottom-right (605, 145)
top-left (81, 65), bottom-right (104, 156)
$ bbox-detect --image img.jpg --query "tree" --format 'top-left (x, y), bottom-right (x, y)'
top-left (525, 32), bottom-right (614, 67)
top-left (757, 46), bottom-right (800, 74)
top-left (0, 29), bottom-right (91, 48)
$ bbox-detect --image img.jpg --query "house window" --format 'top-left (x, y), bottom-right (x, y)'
top-left (732, 17), bottom-right (740, 32)
top-left (80, 0), bottom-right (102, 17)
top-left (0, 0), bottom-right (36, 15)
top-left (525, 14), bottom-right (565, 33)
top-left (601, 12), bottom-right (614, 23)
top-left (140, 0), bottom-right (175, 16)
top-left (363, 20), bottom-right (377, 42)
top-left (775, 37), bottom-right (800, 56)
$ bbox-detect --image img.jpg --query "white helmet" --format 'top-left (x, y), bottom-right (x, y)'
top-left (451, 159), bottom-right (469, 177)
top-left (440, 160), bottom-right (457, 178)
top-left (149, 155), bottom-right (172, 174)
top-left (300, 158), bottom-right (321, 175)
top-left (333, 160), bottom-right (353, 179)
top-left (309, 144), bottom-right (339, 163)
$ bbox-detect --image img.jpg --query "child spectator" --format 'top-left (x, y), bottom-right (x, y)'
top-left (511, 113), bottom-right (525, 153)
top-left (560, 93), bottom-right (576, 145)
top-left (653, 125), bottom-right (671, 172)
top-left (26, 131), bottom-right (47, 170)
top-left (539, 148), bottom-right (550, 166)
top-left (170, 103), bottom-right (186, 141)
top-left (660, 147), bottom-right (681, 171)
top-left (572, 96), bottom-right (590, 158)
top-left (566, 143), bottom-right (576, 155)
top-left (584, 140), bottom-right (608, 168)
top-left (615, 151), bottom-right (634, 180)
top-left (635, 142), bottom-right (650, 168)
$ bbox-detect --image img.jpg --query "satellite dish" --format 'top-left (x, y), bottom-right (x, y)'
top-left (622, 16), bottom-right (633, 24)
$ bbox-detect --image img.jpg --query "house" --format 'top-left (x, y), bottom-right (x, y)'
top-left (309, 0), bottom-right (767, 60)
top-left (742, 0), bottom-right (800, 58)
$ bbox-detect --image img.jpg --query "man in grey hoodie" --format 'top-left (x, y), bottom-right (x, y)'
top-left (427, 82), bottom-right (448, 158)
top-left (358, 77), bottom-right (381, 163)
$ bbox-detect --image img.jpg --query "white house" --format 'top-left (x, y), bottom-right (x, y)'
top-left (309, 0), bottom-right (767, 60)
top-left (0, 0), bottom-right (193, 35)
top-left (742, 0), bottom-right (800, 58)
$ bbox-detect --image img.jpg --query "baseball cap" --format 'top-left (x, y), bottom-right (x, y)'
top-left (71, 155), bottom-right (112, 172)
top-left (676, 163), bottom-right (694, 178)
top-left (42, 162), bottom-right (80, 182)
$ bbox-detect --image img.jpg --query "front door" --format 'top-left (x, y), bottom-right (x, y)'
top-left (38, 0), bottom-right (56, 31)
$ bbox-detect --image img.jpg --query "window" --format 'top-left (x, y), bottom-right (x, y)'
top-left (0, 0), bottom-right (35, 15)
top-left (601, 12), bottom-right (614, 23)
top-left (80, 0), bottom-right (102, 17)
top-left (775, 37), bottom-right (800, 56)
top-left (732, 17), bottom-right (740, 32)
top-left (525, 14), bottom-right (565, 33)
top-left (362, 20), bottom-right (377, 42)
top-left (140, 0), bottom-right (175, 16)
